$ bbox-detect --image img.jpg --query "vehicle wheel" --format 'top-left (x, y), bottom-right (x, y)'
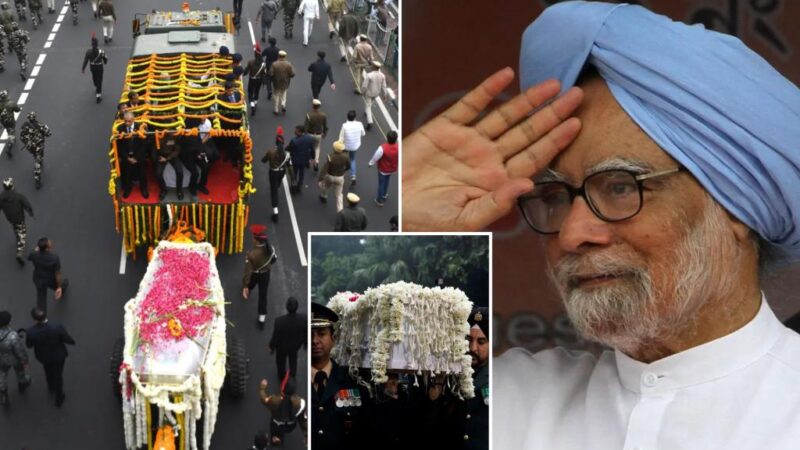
top-left (110, 337), bottom-right (125, 398)
top-left (224, 335), bottom-right (249, 398)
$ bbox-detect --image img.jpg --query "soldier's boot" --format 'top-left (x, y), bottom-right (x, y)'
top-left (271, 207), bottom-right (278, 222)
top-left (0, 389), bottom-right (8, 406)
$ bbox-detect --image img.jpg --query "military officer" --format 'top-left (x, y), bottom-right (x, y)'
top-left (81, 32), bottom-right (107, 103)
top-left (7, 21), bottom-right (28, 80)
top-left (311, 302), bottom-right (371, 450)
top-left (242, 224), bottom-right (277, 329)
top-left (462, 306), bottom-right (489, 450)
top-left (19, 111), bottom-right (50, 189)
top-left (0, 178), bottom-right (33, 266)
top-left (260, 126), bottom-right (291, 222)
top-left (0, 90), bottom-right (20, 157)
top-left (281, 0), bottom-right (298, 39)
top-left (243, 43), bottom-right (267, 116)
top-left (258, 376), bottom-right (308, 446)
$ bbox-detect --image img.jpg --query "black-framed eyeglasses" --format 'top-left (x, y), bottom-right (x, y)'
top-left (518, 167), bottom-right (684, 234)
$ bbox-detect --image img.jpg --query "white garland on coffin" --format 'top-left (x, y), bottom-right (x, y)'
top-left (327, 281), bottom-right (475, 398)
top-left (119, 241), bottom-right (227, 450)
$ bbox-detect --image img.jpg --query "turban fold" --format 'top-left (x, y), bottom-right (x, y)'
top-left (520, 1), bottom-right (800, 261)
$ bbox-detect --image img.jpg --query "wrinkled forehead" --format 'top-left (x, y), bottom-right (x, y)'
top-left (548, 75), bottom-right (679, 183)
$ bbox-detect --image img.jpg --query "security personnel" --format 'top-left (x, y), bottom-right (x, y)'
top-left (243, 43), bottom-right (267, 116)
top-left (461, 306), bottom-right (489, 450)
top-left (0, 90), bottom-right (20, 157)
top-left (0, 178), bottom-right (33, 266)
top-left (260, 126), bottom-right (291, 222)
top-left (0, 3), bottom-right (11, 73)
top-left (81, 32), bottom-right (107, 103)
top-left (19, 111), bottom-right (50, 189)
top-left (304, 98), bottom-right (328, 168)
top-left (7, 21), bottom-right (29, 80)
top-left (242, 224), bottom-right (277, 329)
top-left (281, 0), bottom-right (298, 39)
top-left (311, 302), bottom-right (371, 450)
top-left (308, 50), bottom-right (335, 100)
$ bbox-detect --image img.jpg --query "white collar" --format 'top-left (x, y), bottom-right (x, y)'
top-left (614, 294), bottom-right (783, 393)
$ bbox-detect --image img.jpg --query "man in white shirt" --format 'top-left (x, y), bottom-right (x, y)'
top-left (399, 2), bottom-right (800, 449)
top-left (297, 0), bottom-right (320, 47)
top-left (338, 110), bottom-right (365, 185)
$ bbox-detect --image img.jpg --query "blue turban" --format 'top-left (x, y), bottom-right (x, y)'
top-left (520, 1), bottom-right (800, 261)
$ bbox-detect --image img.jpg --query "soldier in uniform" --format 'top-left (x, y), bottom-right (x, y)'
top-left (81, 32), bottom-right (107, 103)
top-left (311, 302), bottom-right (371, 450)
top-left (0, 310), bottom-right (31, 406)
top-left (19, 111), bottom-right (51, 189)
top-left (259, 376), bottom-right (308, 446)
top-left (281, 0), bottom-right (297, 39)
top-left (7, 21), bottom-right (28, 80)
top-left (0, 177), bottom-right (34, 266)
top-left (260, 126), bottom-right (291, 222)
top-left (0, 2), bottom-right (12, 72)
top-left (243, 43), bottom-right (266, 116)
top-left (13, 0), bottom-right (24, 22)
top-left (0, 90), bottom-right (20, 157)
top-left (352, 35), bottom-right (374, 94)
top-left (243, 224), bottom-right (277, 329)
top-left (424, 306), bottom-right (489, 450)
top-left (304, 98), bottom-right (328, 169)
top-left (269, 50), bottom-right (294, 116)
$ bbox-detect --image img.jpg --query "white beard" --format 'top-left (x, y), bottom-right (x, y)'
top-left (547, 199), bottom-right (740, 355)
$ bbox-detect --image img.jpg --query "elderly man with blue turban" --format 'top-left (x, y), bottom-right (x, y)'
top-left (402, 1), bottom-right (800, 448)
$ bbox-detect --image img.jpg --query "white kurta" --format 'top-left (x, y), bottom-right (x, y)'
top-left (495, 298), bottom-right (800, 450)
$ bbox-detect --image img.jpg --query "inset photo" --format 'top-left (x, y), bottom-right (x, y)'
top-left (309, 233), bottom-right (490, 449)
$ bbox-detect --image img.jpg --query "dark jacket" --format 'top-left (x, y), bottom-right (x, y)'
top-left (116, 122), bottom-right (147, 162)
top-left (269, 312), bottom-right (307, 354)
top-left (263, 45), bottom-right (281, 69)
top-left (334, 205), bottom-right (367, 232)
top-left (286, 134), bottom-right (315, 166)
top-left (28, 249), bottom-right (61, 285)
top-left (0, 189), bottom-right (33, 224)
top-left (26, 321), bottom-right (75, 365)
top-left (312, 361), bottom-right (372, 450)
top-left (308, 59), bottom-right (334, 88)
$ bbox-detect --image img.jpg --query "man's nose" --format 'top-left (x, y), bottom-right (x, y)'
top-left (557, 196), bottom-right (613, 253)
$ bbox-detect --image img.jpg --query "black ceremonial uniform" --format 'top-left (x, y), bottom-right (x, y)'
top-left (460, 363), bottom-right (489, 449)
top-left (82, 45), bottom-right (107, 101)
top-left (243, 240), bottom-right (276, 319)
top-left (312, 360), bottom-right (371, 450)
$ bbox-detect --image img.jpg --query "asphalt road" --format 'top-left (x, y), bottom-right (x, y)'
top-left (0, 0), bottom-right (397, 448)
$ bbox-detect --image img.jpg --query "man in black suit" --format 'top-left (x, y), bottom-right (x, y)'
top-left (117, 111), bottom-right (149, 199)
top-left (28, 237), bottom-right (68, 313)
top-left (262, 37), bottom-right (281, 100)
top-left (308, 51), bottom-right (335, 100)
top-left (25, 307), bottom-right (75, 407)
top-left (269, 296), bottom-right (306, 380)
top-left (286, 125), bottom-right (316, 194)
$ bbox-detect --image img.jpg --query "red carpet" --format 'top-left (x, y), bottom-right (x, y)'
top-left (120, 161), bottom-right (242, 205)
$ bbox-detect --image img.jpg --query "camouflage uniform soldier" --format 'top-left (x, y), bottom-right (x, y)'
top-left (0, 2), bottom-right (15, 72)
top-left (13, 0), bottom-right (24, 22)
top-left (282, 0), bottom-right (297, 39)
top-left (8, 22), bottom-right (29, 80)
top-left (0, 311), bottom-right (31, 405)
top-left (0, 90), bottom-right (20, 157)
top-left (20, 112), bottom-right (51, 189)
top-left (0, 178), bottom-right (34, 265)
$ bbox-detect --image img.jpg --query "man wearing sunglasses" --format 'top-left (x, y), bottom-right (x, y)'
top-left (402, 2), bottom-right (800, 449)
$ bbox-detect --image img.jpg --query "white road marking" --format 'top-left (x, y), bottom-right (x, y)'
top-left (13, 112), bottom-right (19, 120)
top-left (283, 178), bottom-right (308, 267)
top-left (36, 54), bottom-right (46, 65)
top-left (375, 98), bottom-right (397, 131)
top-left (44, 41), bottom-right (52, 49)
top-left (30, 65), bottom-right (41, 77)
top-left (17, 93), bottom-right (28, 105)
top-left (52, 23), bottom-right (60, 33)
top-left (47, 32), bottom-right (56, 41)
top-left (60, 4), bottom-right (68, 14)
top-left (56, 14), bottom-right (64, 24)
top-left (247, 20), bottom-right (307, 266)
top-left (0, 143), bottom-right (4, 156)
top-left (24, 77), bottom-right (35, 91)
top-left (0, 130), bottom-right (6, 140)
top-left (118, 240), bottom-right (126, 274)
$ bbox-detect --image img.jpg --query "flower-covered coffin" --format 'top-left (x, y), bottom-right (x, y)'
top-left (327, 282), bottom-right (474, 392)
top-left (120, 241), bottom-right (227, 450)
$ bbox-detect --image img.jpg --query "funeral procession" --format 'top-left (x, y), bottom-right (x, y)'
top-left (0, 0), bottom-right (398, 448)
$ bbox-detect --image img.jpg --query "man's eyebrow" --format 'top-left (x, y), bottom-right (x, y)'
top-left (586, 158), bottom-right (654, 176)
top-left (537, 168), bottom-right (568, 183)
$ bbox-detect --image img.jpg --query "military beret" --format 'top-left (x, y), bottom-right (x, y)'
top-left (250, 224), bottom-right (268, 241)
